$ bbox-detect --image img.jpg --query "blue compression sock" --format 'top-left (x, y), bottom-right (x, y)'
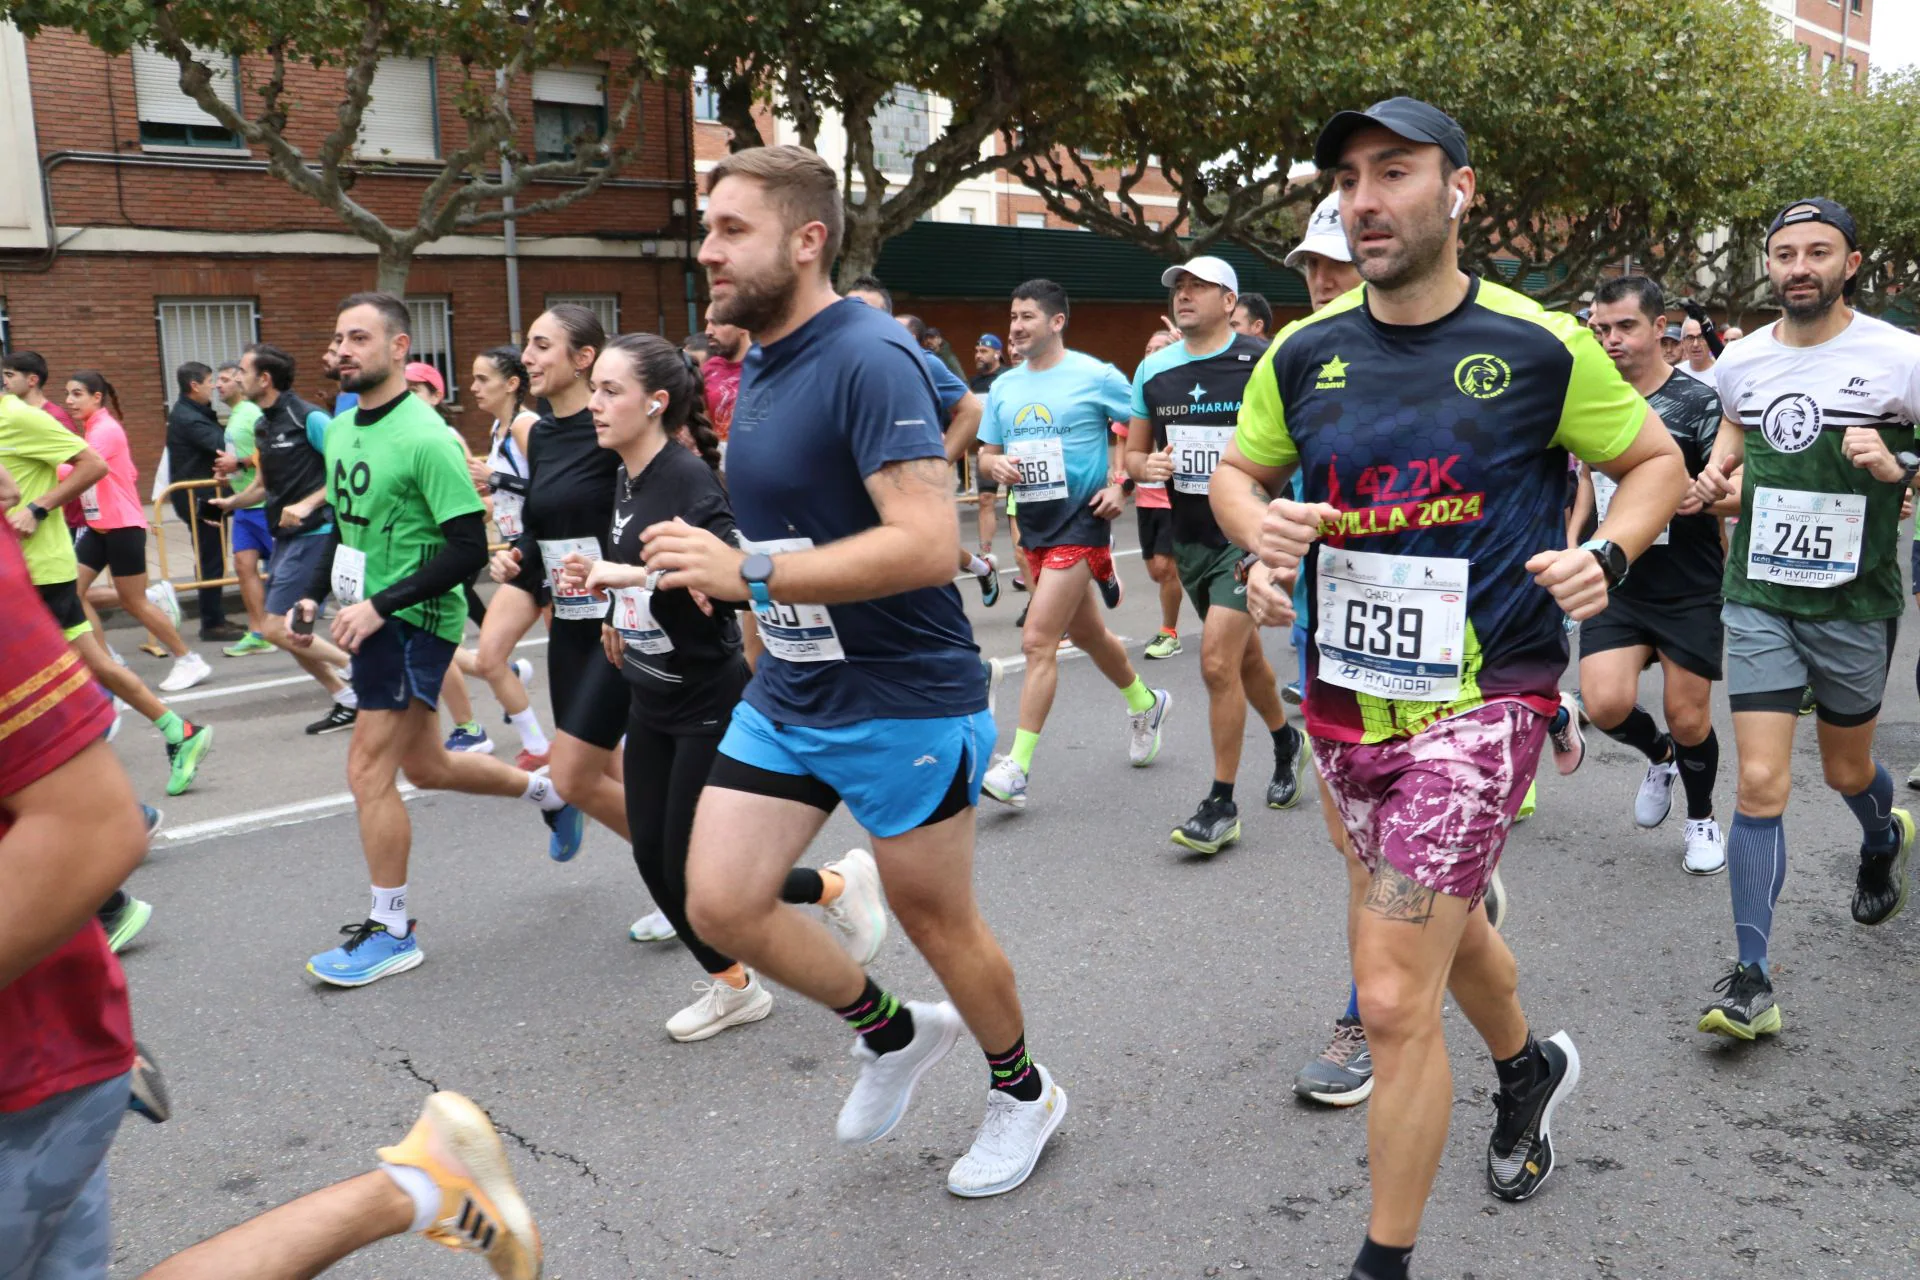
top-left (1726, 812), bottom-right (1786, 973)
top-left (1841, 763), bottom-right (1898, 855)
top-left (1344, 982), bottom-right (1360, 1022)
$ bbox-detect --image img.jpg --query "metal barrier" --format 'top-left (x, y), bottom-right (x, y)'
top-left (149, 477), bottom-right (239, 594)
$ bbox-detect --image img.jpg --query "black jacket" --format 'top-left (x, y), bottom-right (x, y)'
top-left (166, 396), bottom-right (227, 483)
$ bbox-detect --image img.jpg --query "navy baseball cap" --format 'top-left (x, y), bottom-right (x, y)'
top-left (1767, 198), bottom-right (1857, 250)
top-left (1314, 97), bottom-right (1470, 172)
top-left (976, 334), bottom-right (1003, 350)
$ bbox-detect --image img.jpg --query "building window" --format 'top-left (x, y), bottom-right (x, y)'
top-left (532, 67), bottom-right (607, 164)
top-left (1015, 212), bottom-right (1047, 230)
top-left (155, 298), bottom-right (257, 405)
top-left (132, 45), bottom-right (243, 149)
top-left (358, 57), bottom-right (439, 161)
top-left (404, 296), bottom-right (455, 402)
top-left (0, 298), bottom-right (9, 354)
top-left (545, 293), bottom-right (620, 335)
top-left (956, 207), bottom-right (976, 224)
top-left (691, 67), bottom-right (721, 123)
top-left (870, 86), bottom-right (930, 174)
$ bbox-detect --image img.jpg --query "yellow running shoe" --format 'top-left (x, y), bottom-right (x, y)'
top-left (377, 1091), bottom-right (542, 1280)
top-left (1514, 781), bottom-right (1538, 824)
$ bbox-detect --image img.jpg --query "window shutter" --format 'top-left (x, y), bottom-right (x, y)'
top-left (358, 57), bottom-right (438, 160)
top-left (531, 67), bottom-right (603, 107)
top-left (132, 45), bottom-right (236, 127)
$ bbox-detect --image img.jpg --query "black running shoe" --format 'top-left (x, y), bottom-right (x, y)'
top-left (1096, 566), bottom-right (1124, 610)
top-left (1170, 795), bottom-right (1240, 855)
top-left (1267, 725), bottom-right (1306, 809)
top-left (128, 1041), bottom-right (172, 1123)
top-left (1015, 602), bottom-right (1030, 629)
top-left (977, 556), bottom-right (1001, 607)
top-left (306, 703), bottom-right (358, 736)
top-left (1293, 1016), bottom-right (1373, 1106)
top-left (1853, 808), bottom-right (1914, 926)
top-left (1697, 961), bottom-right (1781, 1040)
top-left (1485, 1031), bottom-right (1580, 1202)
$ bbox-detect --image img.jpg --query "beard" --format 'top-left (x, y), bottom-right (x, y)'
top-left (1351, 197), bottom-right (1453, 293)
top-left (1774, 268), bottom-right (1848, 321)
top-left (709, 259), bottom-right (799, 335)
top-left (339, 356), bottom-right (390, 394)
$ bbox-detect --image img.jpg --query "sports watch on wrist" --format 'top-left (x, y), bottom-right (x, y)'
top-left (24, 502), bottom-right (47, 523)
top-left (1581, 538), bottom-right (1629, 591)
top-left (740, 552), bottom-right (775, 608)
top-left (1896, 451), bottom-right (1920, 486)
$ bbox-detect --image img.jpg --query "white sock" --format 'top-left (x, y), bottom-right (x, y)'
top-left (379, 1161), bottom-right (440, 1234)
top-left (508, 709), bottom-right (549, 755)
top-left (965, 553), bottom-right (992, 577)
top-left (335, 685), bottom-right (359, 710)
top-left (370, 884), bottom-right (410, 937)
top-left (522, 773), bottom-right (567, 812)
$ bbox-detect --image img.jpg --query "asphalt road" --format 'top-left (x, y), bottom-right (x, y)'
top-left (97, 518), bottom-right (1920, 1279)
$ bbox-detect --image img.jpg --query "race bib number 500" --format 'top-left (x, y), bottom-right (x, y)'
top-left (1167, 423), bottom-right (1232, 495)
top-left (1314, 547), bottom-right (1470, 702)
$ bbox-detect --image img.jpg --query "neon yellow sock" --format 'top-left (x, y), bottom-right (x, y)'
top-left (1011, 728), bottom-right (1040, 772)
top-left (154, 710), bottom-right (186, 746)
top-left (1121, 676), bottom-right (1157, 715)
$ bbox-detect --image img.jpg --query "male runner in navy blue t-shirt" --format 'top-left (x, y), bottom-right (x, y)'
top-left (641, 145), bottom-right (1066, 1198)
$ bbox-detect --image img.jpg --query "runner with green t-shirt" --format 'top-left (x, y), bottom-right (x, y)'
top-left (1687, 199), bottom-right (1920, 1042)
top-left (289, 292), bottom-right (584, 988)
top-left (215, 366), bottom-right (276, 654)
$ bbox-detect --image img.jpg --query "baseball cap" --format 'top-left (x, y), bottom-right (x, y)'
top-left (1766, 197), bottom-right (1857, 250)
top-left (1313, 97), bottom-right (1470, 172)
top-left (1285, 192), bottom-right (1352, 269)
top-left (1160, 255), bottom-right (1239, 294)
top-left (976, 334), bottom-right (1003, 351)
top-left (1662, 324), bottom-right (1684, 342)
top-left (404, 361), bottom-right (446, 396)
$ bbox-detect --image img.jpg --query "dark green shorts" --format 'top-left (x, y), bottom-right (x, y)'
top-left (1174, 540), bottom-right (1247, 615)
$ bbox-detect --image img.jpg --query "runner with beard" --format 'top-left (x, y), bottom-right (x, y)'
top-left (1688, 199), bottom-right (1920, 1041)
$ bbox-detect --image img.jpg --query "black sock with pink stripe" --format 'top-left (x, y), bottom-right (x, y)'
top-left (834, 978), bottom-right (915, 1056)
top-left (986, 1035), bottom-right (1043, 1102)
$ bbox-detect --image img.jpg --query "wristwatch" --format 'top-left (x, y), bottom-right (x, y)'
top-left (740, 552), bottom-right (775, 608)
top-left (1896, 451), bottom-right (1920, 486)
top-left (24, 502), bottom-right (46, 523)
top-left (1581, 538), bottom-right (1629, 591)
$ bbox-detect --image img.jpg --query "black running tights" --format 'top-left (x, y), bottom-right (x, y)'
top-left (622, 701), bottom-right (736, 975)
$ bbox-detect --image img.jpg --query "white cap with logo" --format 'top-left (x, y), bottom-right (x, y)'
top-left (1285, 192), bottom-right (1352, 269)
top-left (1160, 255), bottom-right (1239, 294)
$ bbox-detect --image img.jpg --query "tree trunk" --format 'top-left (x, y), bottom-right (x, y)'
top-left (835, 213), bottom-right (885, 291)
top-left (375, 246), bottom-right (413, 295)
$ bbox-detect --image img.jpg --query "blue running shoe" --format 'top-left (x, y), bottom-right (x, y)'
top-left (141, 803), bottom-right (164, 838)
top-left (544, 804), bottom-right (585, 862)
top-left (307, 918), bottom-right (423, 987)
top-left (445, 722), bottom-right (493, 754)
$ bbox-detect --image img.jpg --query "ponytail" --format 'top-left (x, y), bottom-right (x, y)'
top-left (70, 369), bottom-right (122, 422)
top-left (605, 333), bottom-right (722, 475)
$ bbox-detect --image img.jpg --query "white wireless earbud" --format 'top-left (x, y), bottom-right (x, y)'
top-left (646, 401), bottom-right (662, 417)
top-left (1450, 189), bottom-right (1466, 220)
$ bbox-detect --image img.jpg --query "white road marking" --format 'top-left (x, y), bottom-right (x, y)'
top-left (154, 785), bottom-right (419, 848)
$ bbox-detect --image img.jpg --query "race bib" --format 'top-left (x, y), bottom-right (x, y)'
top-left (741, 537), bottom-right (844, 663)
top-left (81, 486), bottom-right (100, 522)
top-left (1168, 424), bottom-right (1233, 495)
top-left (491, 490), bottom-right (524, 540)
top-left (610, 583), bottom-right (673, 654)
top-left (1007, 437), bottom-right (1068, 502)
top-left (331, 544), bottom-right (367, 604)
top-left (540, 536), bottom-right (611, 620)
top-left (1746, 487), bottom-right (1865, 588)
top-left (1591, 471), bottom-right (1667, 545)
top-left (1314, 547), bottom-right (1470, 702)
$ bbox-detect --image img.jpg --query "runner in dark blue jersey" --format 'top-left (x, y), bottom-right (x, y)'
top-left (641, 145), bottom-right (1064, 1199)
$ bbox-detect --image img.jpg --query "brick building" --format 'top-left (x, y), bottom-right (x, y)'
top-left (0, 25), bottom-right (701, 465)
top-left (1763, 0), bottom-right (1873, 85)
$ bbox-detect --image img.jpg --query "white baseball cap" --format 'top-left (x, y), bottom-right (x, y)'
top-left (1160, 255), bottom-right (1239, 294)
top-left (1285, 192), bottom-right (1352, 269)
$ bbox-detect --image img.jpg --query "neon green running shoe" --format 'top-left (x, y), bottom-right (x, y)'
top-left (1143, 630), bottom-right (1182, 660)
top-left (1514, 781), bottom-right (1538, 824)
top-left (104, 895), bottom-right (153, 953)
top-left (165, 722), bottom-right (215, 796)
top-left (223, 631), bottom-right (276, 657)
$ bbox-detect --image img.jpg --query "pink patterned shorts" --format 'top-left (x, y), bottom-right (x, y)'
top-left (1312, 700), bottom-right (1548, 907)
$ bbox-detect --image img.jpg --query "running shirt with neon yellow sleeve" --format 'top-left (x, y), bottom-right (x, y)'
top-left (0, 394), bottom-right (88, 587)
top-left (1715, 313), bottom-right (1920, 623)
top-left (1234, 276), bottom-right (1647, 744)
top-left (324, 391), bottom-right (486, 644)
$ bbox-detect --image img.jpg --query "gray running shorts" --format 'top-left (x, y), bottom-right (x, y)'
top-left (1722, 601), bottom-right (1896, 727)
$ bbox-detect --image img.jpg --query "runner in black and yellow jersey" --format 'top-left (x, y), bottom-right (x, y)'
top-left (1212, 99), bottom-right (1687, 1280)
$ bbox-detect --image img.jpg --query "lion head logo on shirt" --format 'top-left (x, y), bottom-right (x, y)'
top-left (1761, 392), bottom-right (1823, 454)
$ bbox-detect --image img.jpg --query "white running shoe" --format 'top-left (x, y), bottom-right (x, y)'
top-left (984, 656), bottom-right (1006, 723)
top-left (629, 910), bottom-right (677, 942)
top-left (1548, 691), bottom-right (1584, 776)
top-left (981, 755), bottom-right (1028, 808)
top-left (1683, 817), bottom-right (1726, 876)
top-left (947, 1065), bottom-right (1069, 1198)
top-left (157, 651), bottom-right (212, 693)
top-left (665, 972), bottom-right (773, 1042)
top-left (836, 999), bottom-right (962, 1145)
top-left (1128, 689), bottom-right (1171, 767)
top-left (1635, 758), bottom-right (1679, 828)
top-left (146, 581), bottom-right (183, 627)
top-left (512, 657), bottom-right (536, 692)
top-left (821, 848), bottom-right (888, 966)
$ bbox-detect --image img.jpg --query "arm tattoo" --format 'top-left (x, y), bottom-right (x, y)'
top-left (872, 456), bottom-right (956, 495)
top-left (1249, 478), bottom-right (1269, 501)
top-left (1363, 862), bottom-right (1437, 925)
